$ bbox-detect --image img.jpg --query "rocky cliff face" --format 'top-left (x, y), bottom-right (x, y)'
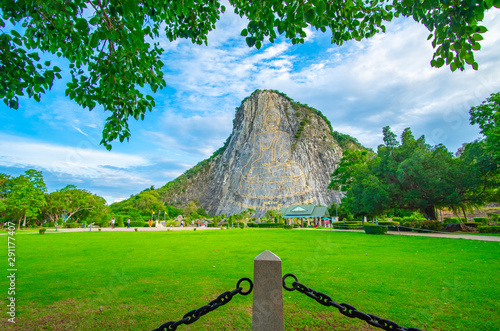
top-left (161, 90), bottom-right (352, 216)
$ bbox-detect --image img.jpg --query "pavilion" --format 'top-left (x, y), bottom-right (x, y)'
top-left (279, 204), bottom-right (331, 227)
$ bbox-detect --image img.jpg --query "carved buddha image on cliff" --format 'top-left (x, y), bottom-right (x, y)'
top-left (236, 99), bottom-right (311, 199)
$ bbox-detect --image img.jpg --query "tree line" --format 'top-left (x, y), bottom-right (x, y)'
top-left (329, 92), bottom-right (499, 221)
top-left (0, 170), bottom-right (107, 229)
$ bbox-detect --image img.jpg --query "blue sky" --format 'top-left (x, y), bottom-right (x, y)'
top-left (1, 7), bottom-right (500, 204)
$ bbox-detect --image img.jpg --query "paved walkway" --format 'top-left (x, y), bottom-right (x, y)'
top-left (295, 228), bottom-right (500, 242)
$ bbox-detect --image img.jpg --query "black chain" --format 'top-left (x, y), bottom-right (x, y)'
top-left (283, 273), bottom-right (423, 331)
top-left (153, 277), bottom-right (253, 331)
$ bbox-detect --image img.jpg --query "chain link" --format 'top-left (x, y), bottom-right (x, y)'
top-left (153, 277), bottom-right (253, 331)
top-left (283, 273), bottom-right (423, 331)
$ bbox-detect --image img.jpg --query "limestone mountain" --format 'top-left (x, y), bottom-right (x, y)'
top-left (155, 90), bottom-right (365, 217)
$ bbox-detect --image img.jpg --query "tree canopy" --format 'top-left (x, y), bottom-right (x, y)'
top-left (1, 169), bottom-right (47, 229)
top-left (330, 126), bottom-right (499, 220)
top-left (2, 0), bottom-right (498, 149)
top-left (470, 91), bottom-right (500, 165)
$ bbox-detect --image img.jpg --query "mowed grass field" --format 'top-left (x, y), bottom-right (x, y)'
top-left (1, 229), bottom-right (499, 330)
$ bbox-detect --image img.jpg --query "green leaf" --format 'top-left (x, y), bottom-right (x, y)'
top-left (436, 57), bottom-right (444, 68)
top-left (89, 16), bottom-right (100, 25)
top-left (241, 28), bottom-right (248, 36)
top-left (75, 18), bottom-right (88, 32)
top-left (472, 34), bottom-right (483, 41)
top-left (472, 62), bottom-right (479, 70)
top-left (427, 33), bottom-right (433, 40)
top-left (450, 62), bottom-right (457, 72)
top-left (8, 99), bottom-right (19, 109)
top-left (477, 26), bottom-right (488, 33)
top-left (45, 61), bottom-right (51, 66)
top-left (89, 33), bottom-right (99, 48)
top-left (246, 37), bottom-right (256, 47)
top-left (11, 29), bottom-right (21, 38)
top-left (471, 43), bottom-right (481, 51)
top-left (493, 0), bottom-right (500, 8)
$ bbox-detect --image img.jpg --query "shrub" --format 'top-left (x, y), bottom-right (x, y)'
top-left (100, 220), bottom-right (110, 228)
top-left (391, 217), bottom-right (402, 223)
top-left (237, 222), bottom-right (245, 229)
top-left (342, 221), bottom-right (362, 225)
top-left (134, 228), bottom-right (138, 232)
top-left (116, 218), bottom-right (124, 227)
top-left (363, 225), bottom-right (387, 235)
top-left (419, 219), bottom-right (443, 231)
top-left (129, 221), bottom-right (145, 227)
top-left (39, 228), bottom-right (46, 235)
top-left (284, 225), bottom-right (293, 229)
top-left (65, 222), bottom-right (80, 228)
top-left (332, 224), bottom-right (362, 229)
top-left (464, 222), bottom-right (482, 228)
top-left (473, 217), bottom-right (489, 225)
top-left (43, 221), bottom-right (55, 227)
top-left (477, 226), bottom-right (500, 233)
top-left (256, 223), bottom-right (284, 228)
top-left (378, 221), bottom-right (400, 225)
top-left (486, 213), bottom-right (499, 222)
top-left (98, 228), bottom-right (101, 231)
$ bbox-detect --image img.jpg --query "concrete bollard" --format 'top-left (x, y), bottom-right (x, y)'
top-left (252, 250), bottom-right (284, 331)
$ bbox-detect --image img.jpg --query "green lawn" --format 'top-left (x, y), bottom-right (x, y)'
top-left (1, 229), bottom-right (498, 330)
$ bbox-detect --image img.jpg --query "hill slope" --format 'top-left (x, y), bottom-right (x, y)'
top-left (151, 89), bottom-right (365, 216)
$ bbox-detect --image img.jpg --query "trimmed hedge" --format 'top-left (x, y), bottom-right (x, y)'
top-left (332, 224), bottom-right (363, 229)
top-left (473, 217), bottom-right (489, 225)
top-left (65, 222), bottom-right (80, 228)
top-left (39, 228), bottom-right (46, 235)
top-left (284, 225), bottom-right (293, 229)
top-left (247, 222), bottom-right (284, 228)
top-left (43, 221), bottom-right (55, 227)
top-left (378, 221), bottom-right (400, 225)
top-left (478, 226), bottom-right (500, 233)
top-left (363, 225), bottom-right (388, 235)
top-left (486, 213), bottom-right (499, 222)
top-left (464, 222), bottom-right (482, 228)
top-left (129, 221), bottom-right (145, 227)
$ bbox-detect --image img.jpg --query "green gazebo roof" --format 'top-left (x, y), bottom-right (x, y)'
top-left (279, 204), bottom-right (330, 218)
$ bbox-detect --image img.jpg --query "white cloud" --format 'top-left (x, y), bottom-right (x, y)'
top-left (0, 134), bottom-right (149, 177)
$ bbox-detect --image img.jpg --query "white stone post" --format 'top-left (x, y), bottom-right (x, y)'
top-left (252, 250), bottom-right (284, 331)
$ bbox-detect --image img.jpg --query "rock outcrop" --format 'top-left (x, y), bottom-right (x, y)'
top-left (160, 90), bottom-right (362, 216)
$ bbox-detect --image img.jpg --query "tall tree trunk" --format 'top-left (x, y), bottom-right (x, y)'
top-left (421, 205), bottom-right (437, 220)
top-left (17, 215), bottom-right (23, 230)
top-left (461, 206), bottom-right (468, 222)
